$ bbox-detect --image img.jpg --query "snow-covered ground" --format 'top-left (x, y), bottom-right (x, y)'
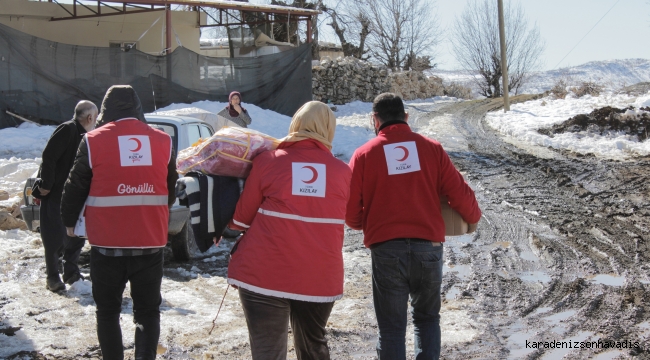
top-left (1, 89), bottom-right (650, 356)
top-left (486, 92), bottom-right (650, 160)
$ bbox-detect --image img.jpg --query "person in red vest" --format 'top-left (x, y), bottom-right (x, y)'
top-left (227, 101), bottom-right (351, 360)
top-left (61, 85), bottom-right (178, 360)
top-left (346, 93), bottom-right (481, 360)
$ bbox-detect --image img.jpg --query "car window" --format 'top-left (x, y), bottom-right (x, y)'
top-left (149, 123), bottom-right (178, 153)
top-left (199, 124), bottom-right (213, 138)
top-left (187, 124), bottom-right (201, 147)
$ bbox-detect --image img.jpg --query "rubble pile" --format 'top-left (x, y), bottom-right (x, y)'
top-left (539, 106), bottom-right (650, 141)
top-left (0, 196), bottom-right (27, 231)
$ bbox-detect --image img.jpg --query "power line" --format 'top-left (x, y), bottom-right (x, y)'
top-left (553, 0), bottom-right (621, 69)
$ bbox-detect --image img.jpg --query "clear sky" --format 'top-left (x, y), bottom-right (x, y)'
top-left (421, 0), bottom-right (650, 70)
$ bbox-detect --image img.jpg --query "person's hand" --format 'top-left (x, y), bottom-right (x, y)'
top-left (213, 237), bottom-right (222, 247)
top-left (233, 104), bottom-right (242, 114)
top-left (467, 223), bottom-right (478, 234)
top-left (66, 227), bottom-right (75, 237)
top-left (39, 188), bottom-right (50, 196)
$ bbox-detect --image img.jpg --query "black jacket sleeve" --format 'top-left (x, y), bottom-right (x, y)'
top-left (167, 149), bottom-right (179, 207)
top-left (39, 123), bottom-right (72, 191)
top-left (61, 138), bottom-right (93, 227)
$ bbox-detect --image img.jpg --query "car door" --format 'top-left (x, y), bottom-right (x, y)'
top-left (199, 124), bottom-right (213, 138)
top-left (186, 124), bottom-right (202, 148)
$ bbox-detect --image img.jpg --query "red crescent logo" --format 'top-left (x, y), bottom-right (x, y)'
top-left (301, 166), bottom-right (318, 184)
top-left (395, 146), bottom-right (409, 161)
top-left (129, 138), bottom-right (142, 152)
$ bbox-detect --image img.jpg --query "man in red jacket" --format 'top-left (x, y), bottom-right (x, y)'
top-left (346, 93), bottom-right (481, 360)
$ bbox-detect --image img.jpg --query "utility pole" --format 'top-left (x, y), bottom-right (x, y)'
top-left (497, 0), bottom-right (510, 112)
top-left (166, 4), bottom-right (172, 84)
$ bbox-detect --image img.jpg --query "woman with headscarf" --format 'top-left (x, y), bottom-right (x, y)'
top-left (226, 101), bottom-right (351, 360)
top-left (217, 91), bottom-right (252, 128)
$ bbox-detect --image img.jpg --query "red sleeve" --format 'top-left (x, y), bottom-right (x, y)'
top-left (345, 151), bottom-right (364, 230)
top-left (438, 149), bottom-right (482, 224)
top-left (229, 156), bottom-right (266, 231)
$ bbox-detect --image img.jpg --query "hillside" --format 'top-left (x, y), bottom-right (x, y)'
top-left (431, 58), bottom-right (650, 95)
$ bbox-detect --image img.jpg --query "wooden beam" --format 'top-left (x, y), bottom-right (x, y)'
top-left (307, 18), bottom-right (311, 43)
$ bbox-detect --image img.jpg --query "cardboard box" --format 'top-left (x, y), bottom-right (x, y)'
top-left (440, 196), bottom-right (468, 236)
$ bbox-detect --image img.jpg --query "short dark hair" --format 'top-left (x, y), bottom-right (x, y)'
top-left (372, 93), bottom-right (405, 123)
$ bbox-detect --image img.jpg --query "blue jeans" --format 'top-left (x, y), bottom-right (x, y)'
top-left (90, 248), bottom-right (163, 360)
top-left (371, 238), bottom-right (443, 360)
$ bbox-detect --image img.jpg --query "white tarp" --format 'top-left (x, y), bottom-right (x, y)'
top-left (151, 107), bottom-right (240, 132)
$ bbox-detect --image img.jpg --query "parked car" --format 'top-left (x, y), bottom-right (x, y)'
top-left (20, 114), bottom-right (215, 261)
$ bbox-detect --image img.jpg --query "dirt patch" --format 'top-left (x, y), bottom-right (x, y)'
top-left (538, 106), bottom-right (650, 141)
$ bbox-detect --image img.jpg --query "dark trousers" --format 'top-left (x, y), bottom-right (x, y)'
top-left (40, 196), bottom-right (85, 280)
top-left (90, 248), bottom-right (163, 360)
top-left (371, 239), bottom-right (443, 360)
top-left (238, 287), bottom-right (334, 360)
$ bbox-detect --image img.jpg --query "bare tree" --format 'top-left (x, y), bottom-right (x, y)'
top-left (452, 0), bottom-right (544, 97)
top-left (359, 0), bottom-right (441, 70)
top-left (319, 1), bottom-right (371, 59)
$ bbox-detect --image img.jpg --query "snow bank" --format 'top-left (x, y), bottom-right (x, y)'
top-left (486, 92), bottom-right (650, 159)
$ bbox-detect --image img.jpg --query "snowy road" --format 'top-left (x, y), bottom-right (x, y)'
top-left (2, 93), bottom-right (650, 359)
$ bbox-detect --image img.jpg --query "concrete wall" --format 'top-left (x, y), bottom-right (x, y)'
top-left (318, 49), bottom-right (343, 60)
top-left (0, 0), bottom-right (204, 54)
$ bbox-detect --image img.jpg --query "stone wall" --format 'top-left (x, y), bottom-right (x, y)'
top-left (388, 71), bottom-right (444, 101)
top-left (312, 57), bottom-right (389, 104)
top-left (312, 57), bottom-right (446, 104)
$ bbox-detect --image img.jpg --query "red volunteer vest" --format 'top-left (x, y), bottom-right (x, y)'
top-left (85, 118), bottom-right (171, 248)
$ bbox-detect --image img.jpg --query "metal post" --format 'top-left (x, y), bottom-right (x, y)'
top-left (240, 10), bottom-right (244, 45)
top-left (166, 4), bottom-right (172, 84)
top-left (497, 0), bottom-right (510, 112)
top-left (165, 4), bottom-right (172, 54)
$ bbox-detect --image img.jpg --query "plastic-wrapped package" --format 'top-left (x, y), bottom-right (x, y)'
top-left (177, 127), bottom-right (281, 178)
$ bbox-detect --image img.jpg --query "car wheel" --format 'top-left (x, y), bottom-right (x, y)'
top-left (170, 219), bottom-right (199, 262)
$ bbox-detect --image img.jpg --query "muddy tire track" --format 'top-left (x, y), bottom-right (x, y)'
top-left (430, 97), bottom-right (650, 359)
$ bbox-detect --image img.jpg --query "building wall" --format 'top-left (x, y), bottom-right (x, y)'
top-left (0, 0), bottom-right (204, 54)
top-left (319, 50), bottom-right (344, 60)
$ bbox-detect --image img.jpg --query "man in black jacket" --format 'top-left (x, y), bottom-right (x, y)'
top-left (38, 100), bottom-right (98, 292)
